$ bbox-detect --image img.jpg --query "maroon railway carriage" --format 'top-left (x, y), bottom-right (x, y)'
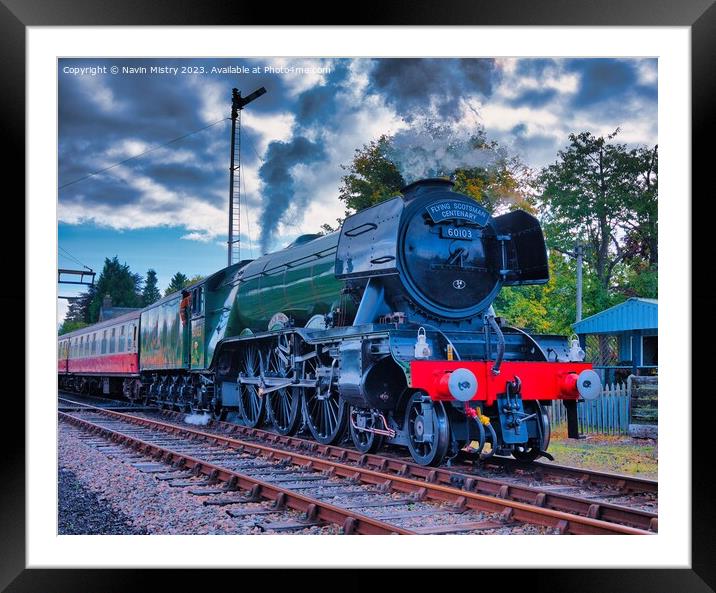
top-left (58, 310), bottom-right (140, 395)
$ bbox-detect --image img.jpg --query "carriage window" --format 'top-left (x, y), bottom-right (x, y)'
top-left (101, 330), bottom-right (107, 354)
top-left (92, 333), bottom-right (97, 355)
top-left (79, 337), bottom-right (83, 357)
top-left (110, 327), bottom-right (116, 353)
top-left (119, 325), bottom-right (126, 352)
top-left (127, 324), bottom-right (134, 351)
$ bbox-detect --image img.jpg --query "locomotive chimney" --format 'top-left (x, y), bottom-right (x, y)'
top-left (102, 294), bottom-right (112, 309)
top-left (400, 178), bottom-right (455, 201)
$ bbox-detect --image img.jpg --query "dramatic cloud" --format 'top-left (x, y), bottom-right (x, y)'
top-left (58, 57), bottom-right (657, 257)
top-left (369, 58), bottom-right (498, 120)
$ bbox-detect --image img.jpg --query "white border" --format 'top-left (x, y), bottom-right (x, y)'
top-left (28, 26), bottom-right (690, 568)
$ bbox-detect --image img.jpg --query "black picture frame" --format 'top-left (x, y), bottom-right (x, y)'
top-left (5, 1), bottom-right (712, 590)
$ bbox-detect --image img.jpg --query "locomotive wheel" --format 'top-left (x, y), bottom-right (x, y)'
top-left (349, 407), bottom-right (385, 453)
top-left (266, 340), bottom-right (301, 436)
top-left (404, 393), bottom-right (449, 466)
top-left (511, 447), bottom-right (541, 462)
top-left (238, 344), bottom-right (265, 427)
top-left (302, 354), bottom-right (348, 445)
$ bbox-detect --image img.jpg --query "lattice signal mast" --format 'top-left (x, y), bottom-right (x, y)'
top-left (228, 86), bottom-right (266, 266)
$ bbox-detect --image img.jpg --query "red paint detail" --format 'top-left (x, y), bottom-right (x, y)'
top-left (436, 373), bottom-right (454, 398)
top-left (410, 360), bottom-right (593, 405)
top-left (64, 352), bottom-right (139, 375)
top-left (559, 372), bottom-right (580, 398)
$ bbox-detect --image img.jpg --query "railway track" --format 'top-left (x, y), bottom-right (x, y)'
top-left (145, 407), bottom-right (658, 530)
top-left (58, 393), bottom-right (154, 412)
top-left (58, 401), bottom-right (651, 535)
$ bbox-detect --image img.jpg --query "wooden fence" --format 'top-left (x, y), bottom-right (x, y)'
top-left (549, 382), bottom-right (632, 435)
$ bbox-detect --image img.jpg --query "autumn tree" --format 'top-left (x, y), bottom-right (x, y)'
top-left (323, 135), bottom-right (405, 232)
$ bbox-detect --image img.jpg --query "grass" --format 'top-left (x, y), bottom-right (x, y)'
top-left (546, 423), bottom-right (658, 479)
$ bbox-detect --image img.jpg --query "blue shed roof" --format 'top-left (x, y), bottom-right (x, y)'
top-left (572, 298), bottom-right (657, 335)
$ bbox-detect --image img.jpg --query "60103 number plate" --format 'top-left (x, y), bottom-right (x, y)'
top-left (440, 226), bottom-right (474, 241)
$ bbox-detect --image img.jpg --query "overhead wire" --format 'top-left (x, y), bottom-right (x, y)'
top-left (58, 245), bottom-right (91, 270)
top-left (58, 117), bottom-right (230, 191)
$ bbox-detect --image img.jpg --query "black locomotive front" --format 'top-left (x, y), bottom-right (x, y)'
top-left (336, 178), bottom-right (549, 325)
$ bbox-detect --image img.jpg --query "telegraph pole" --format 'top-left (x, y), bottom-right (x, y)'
top-left (227, 86), bottom-right (267, 266)
top-left (575, 242), bottom-right (584, 322)
top-left (554, 241), bottom-right (585, 323)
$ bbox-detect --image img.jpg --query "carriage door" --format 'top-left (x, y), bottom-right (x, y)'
top-left (190, 286), bottom-right (205, 369)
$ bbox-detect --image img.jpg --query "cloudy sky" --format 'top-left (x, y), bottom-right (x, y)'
top-left (57, 57), bottom-right (657, 320)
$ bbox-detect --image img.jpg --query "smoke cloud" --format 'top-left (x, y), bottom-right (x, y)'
top-left (258, 136), bottom-right (326, 252)
top-left (386, 122), bottom-right (503, 184)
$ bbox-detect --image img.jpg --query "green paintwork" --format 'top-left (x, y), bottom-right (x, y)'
top-left (230, 233), bottom-right (344, 332)
top-left (138, 236), bottom-right (347, 373)
top-left (139, 294), bottom-right (187, 370)
top-left (194, 263), bottom-right (244, 371)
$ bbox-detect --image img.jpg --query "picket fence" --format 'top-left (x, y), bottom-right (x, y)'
top-left (549, 382), bottom-right (631, 436)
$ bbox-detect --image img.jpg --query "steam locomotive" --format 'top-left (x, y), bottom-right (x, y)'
top-left (58, 178), bottom-right (600, 466)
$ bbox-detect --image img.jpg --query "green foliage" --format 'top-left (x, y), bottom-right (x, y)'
top-left (337, 134), bottom-right (405, 217)
top-left (141, 269), bottom-right (161, 306)
top-left (87, 256), bottom-right (142, 322)
top-left (493, 252), bottom-right (631, 335)
top-left (539, 130), bottom-right (658, 292)
top-left (165, 272), bottom-right (190, 296)
top-left (58, 319), bottom-right (88, 335)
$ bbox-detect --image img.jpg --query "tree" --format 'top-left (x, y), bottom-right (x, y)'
top-left (141, 269), bottom-right (161, 306)
top-left (165, 272), bottom-right (190, 296)
top-left (539, 130), bottom-right (657, 294)
top-left (60, 283), bottom-right (96, 327)
top-left (330, 135), bottom-right (405, 230)
top-left (58, 319), bottom-right (88, 335)
top-left (623, 144), bottom-right (658, 267)
top-left (87, 257), bottom-right (142, 322)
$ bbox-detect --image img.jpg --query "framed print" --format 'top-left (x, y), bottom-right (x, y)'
top-left (5, 0), bottom-right (714, 590)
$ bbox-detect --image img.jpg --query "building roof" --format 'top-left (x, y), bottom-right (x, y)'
top-left (572, 298), bottom-right (657, 335)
